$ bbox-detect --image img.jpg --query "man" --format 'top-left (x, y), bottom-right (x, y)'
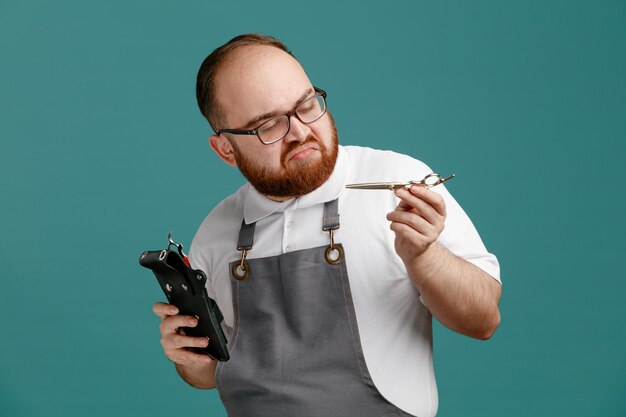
top-left (153, 34), bottom-right (501, 417)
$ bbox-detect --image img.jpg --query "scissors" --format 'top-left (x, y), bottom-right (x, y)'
top-left (345, 173), bottom-right (455, 191)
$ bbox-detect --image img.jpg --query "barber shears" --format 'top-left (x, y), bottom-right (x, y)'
top-left (345, 173), bottom-right (455, 191)
top-left (167, 231), bottom-right (191, 267)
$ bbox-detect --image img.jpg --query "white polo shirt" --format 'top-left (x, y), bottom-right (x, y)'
top-left (189, 145), bottom-right (500, 417)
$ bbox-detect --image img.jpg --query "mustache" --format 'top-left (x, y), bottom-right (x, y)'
top-left (282, 136), bottom-right (320, 162)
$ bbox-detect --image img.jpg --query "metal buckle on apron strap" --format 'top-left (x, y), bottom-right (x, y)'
top-left (232, 248), bottom-right (250, 281)
top-left (323, 227), bottom-right (343, 265)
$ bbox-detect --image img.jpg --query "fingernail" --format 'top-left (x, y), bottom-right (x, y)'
top-left (189, 318), bottom-right (197, 326)
top-left (171, 307), bottom-right (179, 315)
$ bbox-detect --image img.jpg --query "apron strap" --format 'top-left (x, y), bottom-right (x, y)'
top-left (322, 199), bottom-right (340, 231)
top-left (237, 220), bottom-right (256, 251)
top-left (322, 199), bottom-right (343, 265)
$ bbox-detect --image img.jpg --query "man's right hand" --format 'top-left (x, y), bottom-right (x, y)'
top-left (153, 302), bottom-right (217, 388)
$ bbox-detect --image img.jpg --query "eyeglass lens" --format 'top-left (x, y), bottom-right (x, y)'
top-left (257, 94), bottom-right (326, 144)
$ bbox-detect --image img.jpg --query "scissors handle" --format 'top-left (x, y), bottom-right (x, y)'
top-left (433, 173), bottom-right (455, 186)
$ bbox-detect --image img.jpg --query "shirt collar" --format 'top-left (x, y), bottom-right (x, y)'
top-left (243, 145), bottom-right (348, 224)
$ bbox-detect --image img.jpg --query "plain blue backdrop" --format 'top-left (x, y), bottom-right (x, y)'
top-left (1, 1), bottom-right (624, 416)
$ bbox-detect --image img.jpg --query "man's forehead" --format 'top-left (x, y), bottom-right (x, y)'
top-left (215, 45), bottom-right (313, 126)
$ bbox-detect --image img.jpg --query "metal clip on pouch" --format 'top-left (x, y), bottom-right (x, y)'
top-left (139, 232), bottom-right (229, 361)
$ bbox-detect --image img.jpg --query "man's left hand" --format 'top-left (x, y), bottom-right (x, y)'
top-left (386, 185), bottom-right (446, 262)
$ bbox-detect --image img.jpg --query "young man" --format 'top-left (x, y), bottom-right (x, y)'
top-left (153, 34), bottom-right (501, 417)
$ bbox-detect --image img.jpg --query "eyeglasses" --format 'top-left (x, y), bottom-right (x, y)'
top-left (216, 87), bottom-right (327, 145)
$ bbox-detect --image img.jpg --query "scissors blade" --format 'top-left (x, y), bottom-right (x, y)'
top-left (345, 182), bottom-right (409, 190)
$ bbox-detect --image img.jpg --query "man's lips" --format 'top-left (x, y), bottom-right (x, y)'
top-left (285, 142), bottom-right (320, 162)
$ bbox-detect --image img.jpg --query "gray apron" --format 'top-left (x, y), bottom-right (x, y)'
top-left (216, 199), bottom-right (414, 417)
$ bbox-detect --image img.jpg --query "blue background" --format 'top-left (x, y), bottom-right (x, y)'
top-left (1, 1), bottom-right (624, 416)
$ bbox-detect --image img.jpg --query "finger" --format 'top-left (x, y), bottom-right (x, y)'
top-left (387, 210), bottom-right (434, 236)
top-left (394, 188), bottom-right (442, 224)
top-left (394, 191), bottom-right (414, 211)
top-left (407, 186), bottom-right (446, 217)
top-left (389, 221), bottom-right (429, 248)
top-left (162, 334), bottom-right (211, 361)
top-left (165, 333), bottom-right (210, 350)
top-left (389, 220), bottom-right (417, 237)
top-left (161, 315), bottom-right (199, 335)
top-left (153, 302), bottom-right (179, 319)
top-left (169, 348), bottom-right (214, 365)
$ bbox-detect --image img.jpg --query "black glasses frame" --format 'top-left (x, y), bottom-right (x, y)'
top-left (216, 87), bottom-right (327, 145)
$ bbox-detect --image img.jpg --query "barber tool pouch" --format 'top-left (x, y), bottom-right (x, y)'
top-left (139, 234), bottom-right (229, 361)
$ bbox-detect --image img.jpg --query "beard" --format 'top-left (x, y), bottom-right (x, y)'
top-left (231, 113), bottom-right (339, 199)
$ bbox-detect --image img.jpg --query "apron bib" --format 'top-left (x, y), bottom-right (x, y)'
top-left (216, 199), bottom-right (414, 417)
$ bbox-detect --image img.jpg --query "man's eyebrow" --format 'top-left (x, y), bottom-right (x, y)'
top-left (243, 88), bottom-right (314, 128)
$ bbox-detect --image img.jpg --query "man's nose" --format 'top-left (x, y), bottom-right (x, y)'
top-left (283, 115), bottom-right (310, 144)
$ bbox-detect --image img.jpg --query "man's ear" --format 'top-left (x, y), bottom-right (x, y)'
top-left (209, 134), bottom-right (237, 167)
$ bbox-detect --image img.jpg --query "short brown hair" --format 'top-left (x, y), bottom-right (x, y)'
top-left (196, 34), bottom-right (294, 131)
